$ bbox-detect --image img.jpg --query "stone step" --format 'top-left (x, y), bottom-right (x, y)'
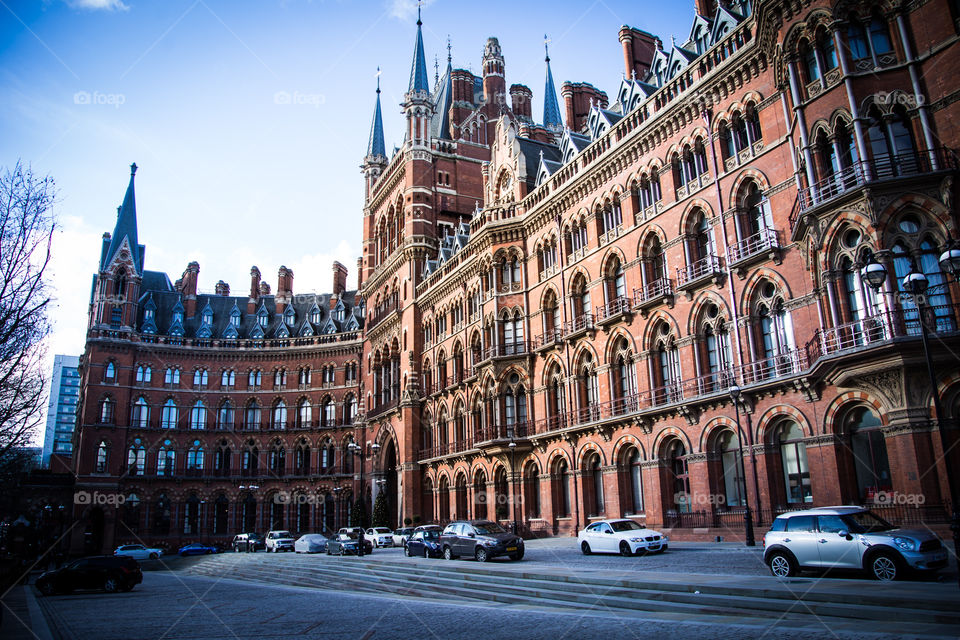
top-left (183, 556), bottom-right (960, 626)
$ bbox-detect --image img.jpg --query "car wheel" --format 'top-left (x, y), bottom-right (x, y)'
top-left (423, 547), bottom-right (430, 559)
top-left (581, 541), bottom-right (592, 556)
top-left (768, 551), bottom-right (797, 578)
top-left (37, 582), bottom-right (55, 596)
top-left (326, 547), bottom-right (331, 556)
top-left (868, 551), bottom-right (902, 581)
top-left (509, 550), bottom-right (524, 561)
top-left (149, 553), bottom-right (158, 560)
top-left (443, 546), bottom-right (455, 560)
top-left (207, 550), bottom-right (213, 555)
top-left (475, 548), bottom-right (488, 563)
top-left (103, 576), bottom-right (120, 593)
top-left (619, 541), bottom-right (633, 557)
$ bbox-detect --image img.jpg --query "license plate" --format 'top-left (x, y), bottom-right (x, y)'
top-left (506, 546), bottom-right (517, 551)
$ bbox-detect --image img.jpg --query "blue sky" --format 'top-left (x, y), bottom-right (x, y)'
top-left (0, 0), bottom-right (693, 367)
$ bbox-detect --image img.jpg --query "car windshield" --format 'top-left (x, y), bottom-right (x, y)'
top-left (340, 533), bottom-right (358, 540)
top-left (248, 534), bottom-right (263, 540)
top-left (275, 531), bottom-right (292, 538)
top-left (422, 531), bottom-right (440, 540)
top-left (473, 522), bottom-right (505, 535)
top-left (610, 520), bottom-right (643, 532)
top-left (841, 511), bottom-right (895, 534)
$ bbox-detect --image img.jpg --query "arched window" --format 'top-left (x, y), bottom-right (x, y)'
top-left (473, 469), bottom-right (488, 520)
top-left (776, 421), bottom-right (812, 504)
top-left (104, 362), bottom-right (116, 382)
top-left (135, 365), bottom-right (151, 384)
top-left (545, 363), bottom-right (566, 429)
top-left (214, 495), bottom-right (229, 534)
top-left (846, 406), bottom-right (891, 501)
top-left (344, 394), bottom-right (357, 424)
top-left (189, 400), bottom-right (206, 429)
top-left (321, 439), bottom-right (335, 472)
top-left (799, 39), bottom-right (819, 82)
top-left (576, 352), bottom-right (599, 420)
top-left (717, 430), bottom-right (745, 507)
top-left (817, 28), bottom-right (837, 72)
top-left (154, 495), bottom-right (171, 535)
top-left (221, 370), bottom-right (235, 388)
top-left (241, 494), bottom-right (257, 532)
top-left (321, 397), bottom-right (336, 427)
top-left (242, 441), bottom-right (259, 475)
top-left (752, 281), bottom-right (794, 377)
top-left (217, 400), bottom-right (234, 430)
top-left (664, 439), bottom-right (690, 512)
top-left (274, 368), bottom-right (286, 388)
top-left (95, 440), bottom-right (109, 473)
top-left (193, 369), bottom-right (208, 388)
top-left (294, 441), bottom-right (309, 475)
top-left (605, 256), bottom-right (627, 303)
top-left (272, 400), bottom-right (287, 429)
top-left (552, 458), bottom-right (570, 518)
top-left (868, 12), bottom-right (893, 57)
top-left (214, 443), bottom-right (231, 475)
top-left (245, 401), bottom-right (261, 430)
top-left (867, 107), bottom-right (917, 176)
top-left (157, 442), bottom-right (175, 476)
top-left (611, 338), bottom-right (637, 409)
top-left (738, 181), bottom-right (773, 240)
top-left (620, 447), bottom-right (644, 514)
top-left (688, 208), bottom-right (714, 265)
top-left (187, 440), bottom-right (204, 473)
top-left (269, 441), bottom-right (285, 476)
top-left (584, 452), bottom-right (604, 517)
top-left (161, 399), bottom-right (178, 429)
top-left (248, 369), bottom-right (261, 388)
top-left (131, 396), bottom-right (149, 428)
top-left (699, 303), bottom-right (733, 391)
top-left (651, 323), bottom-right (680, 403)
top-left (524, 462), bottom-right (541, 519)
top-left (503, 380), bottom-right (528, 434)
top-left (846, 17), bottom-right (870, 61)
top-left (542, 291), bottom-right (561, 342)
top-left (297, 399), bottom-right (312, 428)
top-left (571, 274), bottom-right (591, 319)
top-left (641, 234), bottom-right (667, 294)
top-left (164, 367), bottom-right (180, 386)
top-left (127, 440), bottom-right (146, 475)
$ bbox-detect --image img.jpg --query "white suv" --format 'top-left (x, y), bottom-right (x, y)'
top-left (763, 506), bottom-right (947, 580)
top-left (366, 527), bottom-right (394, 548)
top-left (265, 530), bottom-right (295, 553)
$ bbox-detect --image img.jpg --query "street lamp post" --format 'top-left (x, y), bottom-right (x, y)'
top-left (861, 250), bottom-right (960, 588)
top-left (508, 441), bottom-right (518, 534)
top-left (348, 440), bottom-right (380, 557)
top-left (728, 385), bottom-right (756, 547)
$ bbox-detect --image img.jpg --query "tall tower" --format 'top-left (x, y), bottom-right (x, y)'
top-left (92, 163), bottom-right (144, 331)
top-left (362, 73), bottom-right (388, 202)
top-left (482, 37), bottom-right (505, 109)
top-left (542, 37), bottom-right (564, 133)
top-left (404, 7), bottom-right (433, 146)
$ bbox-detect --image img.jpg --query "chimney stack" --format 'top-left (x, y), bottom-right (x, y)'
top-left (248, 266), bottom-right (261, 313)
top-left (357, 257), bottom-right (364, 290)
top-left (276, 266), bottom-right (293, 314)
top-left (332, 261), bottom-right (348, 297)
top-left (259, 281), bottom-right (271, 296)
top-left (181, 261), bottom-right (199, 317)
top-left (215, 280), bottom-right (230, 296)
top-left (560, 82), bottom-right (608, 134)
top-left (509, 84), bottom-right (533, 122)
top-left (619, 26), bottom-right (661, 82)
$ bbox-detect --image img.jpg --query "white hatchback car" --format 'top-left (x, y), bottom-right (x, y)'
top-left (366, 527), bottom-right (394, 547)
top-left (114, 544), bottom-right (163, 560)
top-left (578, 519), bottom-right (669, 556)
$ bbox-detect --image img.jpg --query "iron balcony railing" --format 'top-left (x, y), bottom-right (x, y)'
top-left (634, 277), bottom-right (673, 306)
top-left (562, 313), bottom-right (595, 339)
top-left (677, 255), bottom-right (723, 288)
top-left (727, 228), bottom-right (780, 265)
top-left (534, 327), bottom-right (563, 350)
top-left (596, 296), bottom-right (632, 322)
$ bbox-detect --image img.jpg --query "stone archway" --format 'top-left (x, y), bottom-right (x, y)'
top-left (381, 439), bottom-right (399, 527)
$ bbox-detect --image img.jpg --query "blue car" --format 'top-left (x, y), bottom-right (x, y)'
top-left (178, 543), bottom-right (219, 556)
top-left (404, 525), bottom-right (443, 558)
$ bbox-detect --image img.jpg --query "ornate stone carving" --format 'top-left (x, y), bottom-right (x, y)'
top-left (853, 370), bottom-right (903, 408)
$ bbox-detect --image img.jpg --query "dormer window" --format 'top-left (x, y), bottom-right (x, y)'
top-left (173, 310), bottom-right (184, 323)
top-left (144, 308), bottom-right (154, 321)
top-left (258, 313), bottom-right (269, 328)
top-left (230, 312), bottom-right (240, 327)
top-left (310, 309), bottom-right (321, 324)
top-left (284, 307), bottom-right (296, 326)
top-left (202, 310), bottom-right (213, 325)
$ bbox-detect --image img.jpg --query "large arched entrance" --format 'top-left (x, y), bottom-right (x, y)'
top-left (382, 439), bottom-right (399, 527)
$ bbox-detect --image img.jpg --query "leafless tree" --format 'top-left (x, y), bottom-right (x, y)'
top-left (0, 161), bottom-right (56, 477)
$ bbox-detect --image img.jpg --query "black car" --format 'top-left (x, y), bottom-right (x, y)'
top-left (231, 533), bottom-right (265, 552)
top-left (404, 525), bottom-right (443, 558)
top-left (35, 556), bottom-right (143, 595)
top-left (325, 532), bottom-right (373, 556)
top-left (439, 520), bottom-right (524, 562)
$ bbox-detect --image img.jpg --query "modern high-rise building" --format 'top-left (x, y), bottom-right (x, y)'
top-left (71, 0), bottom-right (960, 554)
top-left (42, 354), bottom-right (81, 467)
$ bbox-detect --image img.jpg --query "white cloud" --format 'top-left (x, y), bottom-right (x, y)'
top-left (388, 0), bottom-right (435, 20)
top-left (64, 0), bottom-right (130, 11)
top-left (288, 239), bottom-right (359, 295)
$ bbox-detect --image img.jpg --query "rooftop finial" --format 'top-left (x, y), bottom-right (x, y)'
top-left (544, 34), bottom-right (551, 62)
top-left (376, 66), bottom-right (381, 93)
top-left (447, 35), bottom-right (452, 64)
top-left (434, 54), bottom-right (439, 84)
top-left (130, 162), bottom-right (137, 176)
top-left (417, 0), bottom-right (422, 26)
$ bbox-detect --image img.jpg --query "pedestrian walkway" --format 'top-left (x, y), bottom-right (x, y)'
top-left (1, 582), bottom-right (54, 640)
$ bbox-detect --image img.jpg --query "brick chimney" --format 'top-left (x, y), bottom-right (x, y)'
top-left (276, 266), bottom-right (293, 314)
top-left (215, 280), bottom-right (230, 296)
top-left (357, 257), bottom-right (364, 290)
top-left (248, 266), bottom-right (261, 313)
top-left (259, 281), bottom-right (271, 296)
top-left (694, 0), bottom-right (718, 19)
top-left (180, 261), bottom-right (199, 317)
top-left (560, 82), bottom-right (608, 134)
top-left (332, 261), bottom-right (348, 297)
top-left (619, 26), bottom-right (661, 81)
top-left (509, 84), bottom-right (533, 122)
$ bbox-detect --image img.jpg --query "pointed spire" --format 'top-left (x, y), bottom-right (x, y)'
top-left (101, 162), bottom-right (144, 275)
top-left (542, 35), bottom-right (563, 131)
top-left (366, 69), bottom-right (386, 158)
top-left (408, 4), bottom-right (430, 94)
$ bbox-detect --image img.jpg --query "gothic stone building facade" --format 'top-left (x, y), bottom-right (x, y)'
top-left (73, 0), bottom-right (960, 551)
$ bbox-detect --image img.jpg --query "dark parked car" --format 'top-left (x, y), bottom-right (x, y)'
top-left (404, 525), bottom-right (443, 558)
top-left (440, 520), bottom-right (524, 562)
top-left (326, 532), bottom-right (373, 556)
top-left (232, 533), bottom-right (265, 552)
top-left (178, 543), bottom-right (220, 556)
top-left (35, 556), bottom-right (142, 595)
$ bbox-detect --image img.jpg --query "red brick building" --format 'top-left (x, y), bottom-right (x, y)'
top-left (73, 0), bottom-right (960, 551)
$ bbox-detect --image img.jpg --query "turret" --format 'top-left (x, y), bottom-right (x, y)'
top-left (362, 72), bottom-right (389, 202)
top-left (403, 6), bottom-right (433, 146)
top-left (542, 37), bottom-right (563, 133)
top-left (482, 37), bottom-right (505, 109)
